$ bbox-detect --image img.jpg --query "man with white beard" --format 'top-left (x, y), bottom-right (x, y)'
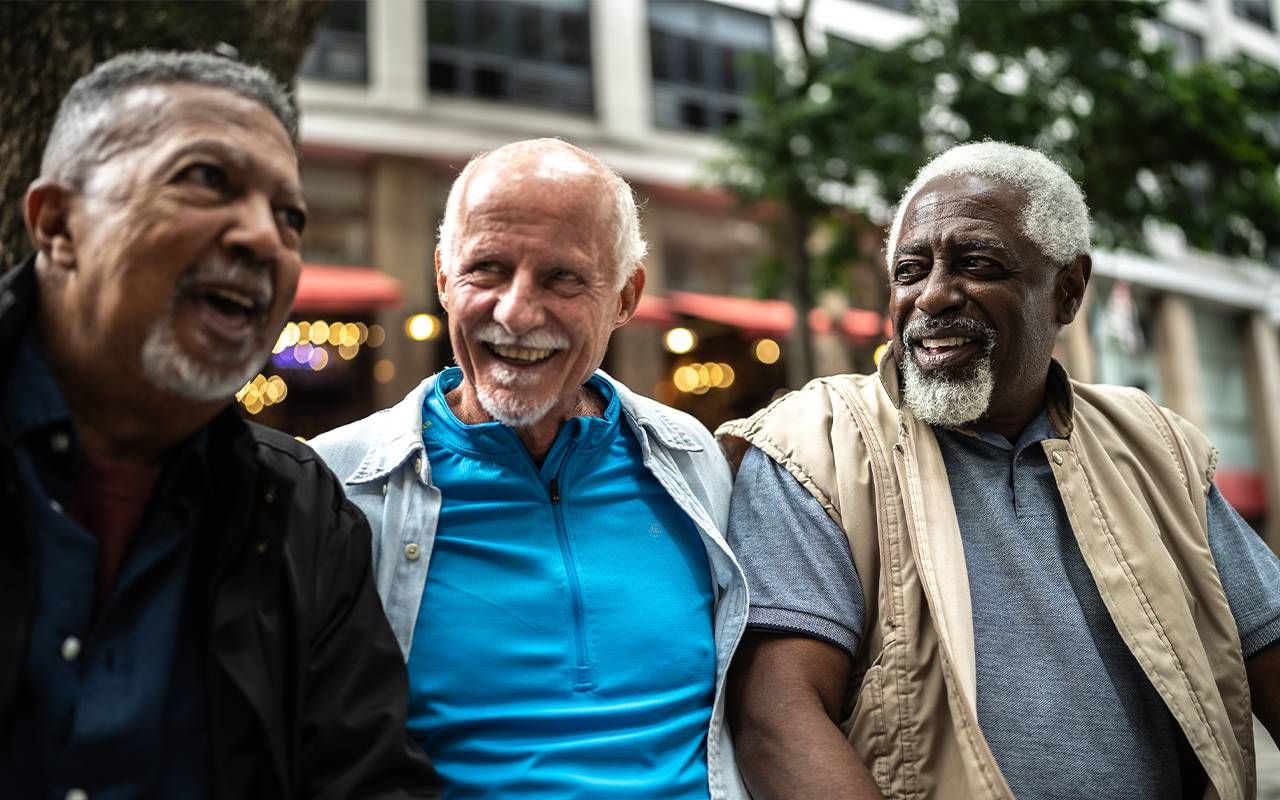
top-left (310, 139), bottom-right (749, 800)
top-left (0, 51), bottom-right (434, 798)
top-left (718, 142), bottom-right (1280, 800)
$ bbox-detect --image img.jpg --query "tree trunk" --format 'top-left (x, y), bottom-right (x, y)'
top-left (0, 0), bottom-right (328, 270)
top-left (784, 205), bottom-right (816, 388)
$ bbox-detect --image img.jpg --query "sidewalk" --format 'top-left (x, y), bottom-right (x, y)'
top-left (1260, 718), bottom-right (1279, 799)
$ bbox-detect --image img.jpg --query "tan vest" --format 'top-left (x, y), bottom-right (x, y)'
top-left (718, 358), bottom-right (1255, 800)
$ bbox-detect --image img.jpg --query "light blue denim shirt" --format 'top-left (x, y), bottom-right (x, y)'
top-left (309, 371), bottom-right (750, 800)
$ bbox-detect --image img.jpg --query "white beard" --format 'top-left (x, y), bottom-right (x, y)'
top-left (470, 322), bottom-right (570, 427)
top-left (900, 351), bottom-right (996, 428)
top-left (140, 314), bottom-right (263, 403)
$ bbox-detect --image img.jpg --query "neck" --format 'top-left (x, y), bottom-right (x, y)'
top-left (447, 382), bottom-right (604, 464)
top-left (37, 304), bottom-right (221, 465)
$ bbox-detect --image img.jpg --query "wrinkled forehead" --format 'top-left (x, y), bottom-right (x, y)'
top-left (898, 173), bottom-right (1030, 246)
top-left (460, 155), bottom-right (615, 228)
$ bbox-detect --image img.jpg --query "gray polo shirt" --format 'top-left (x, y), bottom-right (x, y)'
top-left (728, 410), bottom-right (1280, 800)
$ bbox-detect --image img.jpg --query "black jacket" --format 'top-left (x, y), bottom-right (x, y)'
top-left (0, 257), bottom-right (436, 798)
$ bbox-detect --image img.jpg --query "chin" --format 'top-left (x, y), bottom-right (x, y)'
top-left (141, 325), bottom-right (262, 403)
top-left (475, 384), bottom-right (558, 429)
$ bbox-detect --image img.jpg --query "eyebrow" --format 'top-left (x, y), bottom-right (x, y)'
top-left (954, 238), bottom-right (1012, 255)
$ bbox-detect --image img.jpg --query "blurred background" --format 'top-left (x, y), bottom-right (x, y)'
top-left (3, 0), bottom-right (1280, 787)
top-left (3, 0), bottom-right (1280, 550)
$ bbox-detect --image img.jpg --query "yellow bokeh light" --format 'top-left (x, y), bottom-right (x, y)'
top-left (405, 313), bottom-right (440, 342)
top-left (754, 338), bottom-right (781, 365)
top-left (340, 322), bottom-right (361, 347)
top-left (367, 324), bottom-right (386, 348)
top-left (706, 362), bottom-right (724, 387)
top-left (873, 342), bottom-right (891, 367)
top-left (327, 323), bottom-right (344, 347)
top-left (309, 347), bottom-right (329, 371)
top-left (245, 399), bottom-right (264, 415)
top-left (691, 384), bottom-right (710, 395)
top-left (663, 327), bottom-right (698, 355)
top-left (695, 363), bottom-right (711, 387)
top-left (719, 363), bottom-right (736, 388)
top-left (356, 322), bottom-right (370, 345)
top-left (673, 365), bottom-right (700, 393)
top-left (309, 320), bottom-right (330, 346)
top-left (282, 321), bottom-right (300, 347)
top-left (297, 321), bottom-right (311, 343)
top-left (338, 343), bottom-right (360, 360)
top-left (373, 358), bottom-right (396, 384)
top-left (252, 373), bottom-right (267, 390)
top-left (264, 377), bottom-right (285, 404)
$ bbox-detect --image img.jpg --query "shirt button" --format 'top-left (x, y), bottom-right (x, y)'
top-left (66, 789), bottom-right (88, 800)
top-left (382, 483), bottom-right (388, 496)
top-left (49, 500), bottom-right (64, 514)
top-left (404, 543), bottom-right (421, 561)
top-left (1051, 452), bottom-right (1064, 466)
top-left (50, 431), bottom-right (71, 453)
top-left (61, 636), bottom-right (81, 662)
top-left (414, 457), bottom-right (423, 474)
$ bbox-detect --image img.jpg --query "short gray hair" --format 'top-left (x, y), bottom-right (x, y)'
top-left (437, 139), bottom-right (647, 291)
top-left (42, 49), bottom-right (297, 188)
top-left (886, 141), bottom-right (1091, 268)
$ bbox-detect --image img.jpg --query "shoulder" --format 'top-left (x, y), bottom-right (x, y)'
top-left (247, 422), bottom-right (353, 517)
top-left (308, 377), bottom-right (435, 479)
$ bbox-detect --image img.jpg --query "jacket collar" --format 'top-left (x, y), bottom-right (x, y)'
top-left (0, 256), bottom-right (38, 382)
top-left (877, 349), bottom-right (1076, 438)
top-left (343, 369), bottom-right (703, 486)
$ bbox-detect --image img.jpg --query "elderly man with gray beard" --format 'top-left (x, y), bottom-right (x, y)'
top-left (719, 142), bottom-right (1280, 800)
top-left (310, 138), bottom-right (749, 800)
top-left (0, 51), bottom-right (433, 798)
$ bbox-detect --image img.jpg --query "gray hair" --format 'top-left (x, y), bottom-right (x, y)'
top-left (41, 49), bottom-right (297, 188)
top-left (437, 139), bottom-right (647, 291)
top-left (886, 141), bottom-right (1091, 268)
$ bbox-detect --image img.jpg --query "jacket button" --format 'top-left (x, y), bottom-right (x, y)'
top-left (1052, 453), bottom-right (1064, 466)
top-left (50, 431), bottom-right (71, 453)
top-left (404, 543), bottom-right (421, 561)
top-left (66, 789), bottom-right (88, 800)
top-left (263, 486), bottom-right (276, 504)
top-left (255, 540), bottom-right (269, 555)
top-left (61, 636), bottom-right (81, 662)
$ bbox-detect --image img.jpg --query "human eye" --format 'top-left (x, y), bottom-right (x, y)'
top-left (959, 255), bottom-right (1006, 277)
top-left (177, 163), bottom-right (232, 194)
top-left (275, 206), bottom-right (307, 234)
top-left (893, 260), bottom-right (928, 284)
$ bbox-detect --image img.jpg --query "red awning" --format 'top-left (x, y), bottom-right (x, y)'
top-left (632, 294), bottom-right (676, 325)
top-left (1216, 469), bottom-right (1267, 519)
top-left (294, 264), bottom-right (404, 314)
top-left (667, 290), bottom-right (886, 340)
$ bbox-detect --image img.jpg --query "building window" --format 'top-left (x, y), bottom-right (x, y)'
top-left (1153, 21), bottom-right (1205, 69)
top-left (1232, 0), bottom-right (1274, 30)
top-left (300, 0), bottom-right (370, 84)
top-left (649, 0), bottom-right (773, 133)
top-left (1195, 308), bottom-right (1257, 469)
top-left (424, 0), bottom-right (595, 116)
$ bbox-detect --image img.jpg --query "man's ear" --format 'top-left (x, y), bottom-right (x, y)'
top-left (614, 265), bottom-right (646, 328)
top-left (25, 178), bottom-right (77, 269)
top-left (1056, 253), bottom-right (1091, 325)
top-left (434, 248), bottom-right (450, 312)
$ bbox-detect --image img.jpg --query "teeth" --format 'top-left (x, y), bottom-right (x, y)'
top-left (207, 287), bottom-right (256, 311)
top-left (921, 336), bottom-right (971, 348)
top-left (491, 344), bottom-right (555, 362)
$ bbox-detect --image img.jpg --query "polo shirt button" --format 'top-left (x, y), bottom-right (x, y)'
top-left (50, 431), bottom-right (70, 453)
top-left (404, 543), bottom-right (421, 561)
top-left (414, 457), bottom-right (423, 474)
top-left (1052, 453), bottom-right (1064, 466)
top-left (60, 636), bottom-right (81, 662)
top-left (66, 789), bottom-right (88, 800)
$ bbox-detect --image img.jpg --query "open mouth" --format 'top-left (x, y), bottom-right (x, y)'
top-left (908, 332), bottom-right (988, 371)
top-left (182, 281), bottom-right (270, 343)
top-left (485, 342), bottom-right (560, 365)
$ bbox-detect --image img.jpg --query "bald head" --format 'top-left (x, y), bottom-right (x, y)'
top-left (437, 139), bottom-right (646, 291)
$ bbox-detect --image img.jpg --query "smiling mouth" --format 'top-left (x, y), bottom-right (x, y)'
top-left (486, 342), bottom-right (559, 364)
top-left (909, 333), bottom-right (987, 371)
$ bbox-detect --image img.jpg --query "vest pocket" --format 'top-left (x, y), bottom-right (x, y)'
top-left (844, 662), bottom-right (889, 791)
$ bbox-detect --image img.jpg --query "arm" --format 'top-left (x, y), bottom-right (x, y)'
top-left (1248, 642), bottom-right (1280, 746)
top-left (300, 498), bottom-right (438, 799)
top-left (729, 633), bottom-right (883, 800)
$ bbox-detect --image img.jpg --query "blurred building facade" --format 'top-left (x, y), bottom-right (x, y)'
top-left (263, 0), bottom-right (1280, 547)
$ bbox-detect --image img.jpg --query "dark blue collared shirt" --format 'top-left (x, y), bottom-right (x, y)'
top-left (0, 327), bottom-right (210, 800)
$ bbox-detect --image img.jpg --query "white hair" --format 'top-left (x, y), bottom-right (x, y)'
top-left (886, 141), bottom-right (1091, 268)
top-left (436, 139), bottom-right (646, 291)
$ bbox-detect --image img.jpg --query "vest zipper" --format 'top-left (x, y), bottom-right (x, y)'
top-left (549, 465), bottom-right (595, 691)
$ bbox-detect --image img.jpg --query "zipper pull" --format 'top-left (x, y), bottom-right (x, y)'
top-left (549, 478), bottom-right (560, 504)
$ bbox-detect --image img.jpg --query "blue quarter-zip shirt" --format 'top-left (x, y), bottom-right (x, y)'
top-left (406, 367), bottom-right (716, 799)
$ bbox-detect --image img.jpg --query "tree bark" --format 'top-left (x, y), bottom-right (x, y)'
top-left (0, 0), bottom-right (328, 270)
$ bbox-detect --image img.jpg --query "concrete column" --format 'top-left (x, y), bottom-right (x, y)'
top-left (1154, 294), bottom-right (1206, 429)
top-left (370, 0), bottom-right (424, 111)
top-left (1057, 289), bottom-right (1095, 383)
top-left (1244, 313), bottom-right (1280, 552)
top-left (370, 155), bottom-right (436, 408)
top-left (592, 0), bottom-right (654, 145)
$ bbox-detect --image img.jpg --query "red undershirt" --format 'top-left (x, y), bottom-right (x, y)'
top-left (68, 451), bottom-right (162, 608)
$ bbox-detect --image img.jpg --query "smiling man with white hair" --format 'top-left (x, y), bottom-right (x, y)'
top-left (311, 138), bottom-right (749, 800)
top-left (718, 141), bottom-right (1280, 800)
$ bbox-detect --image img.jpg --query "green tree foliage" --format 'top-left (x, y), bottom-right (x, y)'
top-left (0, 0), bottom-right (329, 269)
top-left (715, 0), bottom-right (1280, 322)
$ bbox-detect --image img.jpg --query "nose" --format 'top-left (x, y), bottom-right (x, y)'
top-left (223, 193), bottom-right (283, 266)
top-left (913, 265), bottom-right (964, 317)
top-left (491, 271), bottom-right (546, 334)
